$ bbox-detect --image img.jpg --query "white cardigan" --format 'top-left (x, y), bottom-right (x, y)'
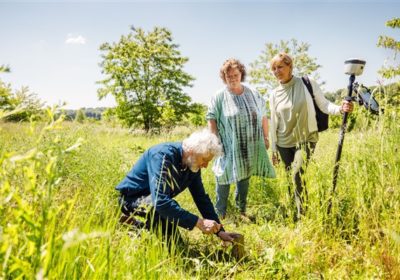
top-left (269, 77), bottom-right (341, 152)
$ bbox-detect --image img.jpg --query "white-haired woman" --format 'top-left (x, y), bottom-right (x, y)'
top-left (269, 52), bottom-right (353, 220)
top-left (207, 58), bottom-right (276, 220)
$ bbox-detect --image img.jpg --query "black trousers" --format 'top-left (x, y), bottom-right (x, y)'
top-left (277, 142), bottom-right (316, 220)
top-left (119, 195), bottom-right (182, 246)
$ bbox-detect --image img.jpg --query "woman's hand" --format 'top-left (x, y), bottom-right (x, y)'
top-left (264, 137), bottom-right (270, 150)
top-left (340, 100), bottom-right (354, 113)
top-left (261, 117), bottom-right (270, 150)
top-left (272, 152), bottom-right (280, 166)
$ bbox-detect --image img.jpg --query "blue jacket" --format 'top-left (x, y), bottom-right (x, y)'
top-left (116, 142), bottom-right (221, 230)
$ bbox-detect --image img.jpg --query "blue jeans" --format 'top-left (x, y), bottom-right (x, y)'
top-left (215, 178), bottom-right (250, 217)
top-left (118, 195), bottom-right (182, 246)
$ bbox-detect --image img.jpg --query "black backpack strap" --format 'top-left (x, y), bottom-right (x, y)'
top-left (301, 76), bottom-right (315, 99)
top-left (301, 75), bottom-right (329, 132)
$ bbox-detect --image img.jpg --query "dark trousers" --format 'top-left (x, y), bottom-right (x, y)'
top-left (118, 195), bottom-right (182, 246)
top-left (277, 142), bottom-right (316, 220)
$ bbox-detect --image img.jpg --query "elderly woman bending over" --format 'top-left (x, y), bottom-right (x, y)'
top-left (207, 58), bottom-right (275, 220)
top-left (269, 52), bottom-right (353, 220)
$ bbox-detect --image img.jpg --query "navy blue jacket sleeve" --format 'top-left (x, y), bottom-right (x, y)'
top-left (188, 172), bottom-right (221, 225)
top-left (147, 152), bottom-right (199, 230)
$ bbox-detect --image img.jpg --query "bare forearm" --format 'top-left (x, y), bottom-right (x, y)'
top-left (262, 116), bottom-right (269, 140)
top-left (262, 116), bottom-right (270, 150)
top-left (208, 119), bottom-right (218, 135)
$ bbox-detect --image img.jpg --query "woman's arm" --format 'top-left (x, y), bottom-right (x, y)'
top-left (310, 79), bottom-right (341, 115)
top-left (268, 92), bottom-right (278, 153)
top-left (261, 116), bottom-right (269, 150)
top-left (208, 119), bottom-right (218, 135)
top-left (311, 79), bottom-right (354, 115)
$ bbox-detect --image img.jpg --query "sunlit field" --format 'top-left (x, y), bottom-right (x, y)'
top-left (0, 108), bottom-right (399, 279)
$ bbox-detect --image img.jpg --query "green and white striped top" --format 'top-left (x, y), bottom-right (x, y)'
top-left (206, 85), bottom-right (276, 185)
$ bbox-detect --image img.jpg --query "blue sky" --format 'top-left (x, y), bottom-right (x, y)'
top-left (0, 1), bottom-right (398, 109)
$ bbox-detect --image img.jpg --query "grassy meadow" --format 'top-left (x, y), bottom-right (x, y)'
top-left (1, 110), bottom-right (399, 279)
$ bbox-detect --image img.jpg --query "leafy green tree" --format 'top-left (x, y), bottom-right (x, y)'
top-left (1, 66), bottom-right (44, 121)
top-left (75, 109), bottom-right (86, 123)
top-left (98, 26), bottom-right (194, 131)
top-left (324, 89), bottom-right (343, 103)
top-left (0, 64), bottom-right (10, 73)
top-left (0, 80), bottom-right (14, 110)
top-left (377, 17), bottom-right (400, 117)
top-left (159, 101), bottom-right (179, 129)
top-left (377, 17), bottom-right (400, 79)
top-left (5, 86), bottom-right (44, 122)
top-left (249, 39), bottom-right (322, 95)
top-left (101, 107), bottom-right (121, 126)
top-left (0, 66), bottom-right (13, 110)
top-left (187, 102), bottom-right (207, 127)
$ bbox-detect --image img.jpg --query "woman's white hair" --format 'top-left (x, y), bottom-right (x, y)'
top-left (182, 129), bottom-right (223, 156)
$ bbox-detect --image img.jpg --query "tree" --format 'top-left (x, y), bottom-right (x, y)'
top-left (377, 17), bottom-right (400, 80)
top-left (186, 102), bottom-right (207, 127)
top-left (74, 109), bottom-right (86, 123)
top-left (98, 26), bottom-right (194, 131)
top-left (0, 80), bottom-right (14, 110)
top-left (377, 17), bottom-right (400, 115)
top-left (4, 86), bottom-right (44, 122)
top-left (248, 39), bottom-right (322, 95)
top-left (101, 107), bottom-right (119, 124)
top-left (0, 65), bottom-right (44, 121)
top-left (0, 65), bottom-right (12, 110)
top-left (0, 64), bottom-right (10, 73)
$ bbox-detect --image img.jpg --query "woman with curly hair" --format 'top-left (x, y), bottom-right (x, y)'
top-left (207, 58), bottom-right (275, 220)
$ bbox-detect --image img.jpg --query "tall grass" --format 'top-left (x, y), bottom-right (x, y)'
top-left (0, 108), bottom-right (399, 279)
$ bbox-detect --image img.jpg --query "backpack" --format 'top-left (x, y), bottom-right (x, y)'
top-left (301, 76), bottom-right (329, 132)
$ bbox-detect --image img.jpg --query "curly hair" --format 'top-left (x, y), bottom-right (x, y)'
top-left (219, 58), bottom-right (246, 84)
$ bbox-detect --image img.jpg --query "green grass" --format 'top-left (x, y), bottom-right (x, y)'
top-left (1, 112), bottom-right (399, 279)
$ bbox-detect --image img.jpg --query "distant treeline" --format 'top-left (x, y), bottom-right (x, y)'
top-left (62, 107), bottom-right (107, 121)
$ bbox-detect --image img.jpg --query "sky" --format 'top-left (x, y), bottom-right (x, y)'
top-left (0, 1), bottom-right (398, 109)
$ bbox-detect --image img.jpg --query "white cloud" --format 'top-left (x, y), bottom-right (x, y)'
top-left (65, 34), bottom-right (86, 45)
